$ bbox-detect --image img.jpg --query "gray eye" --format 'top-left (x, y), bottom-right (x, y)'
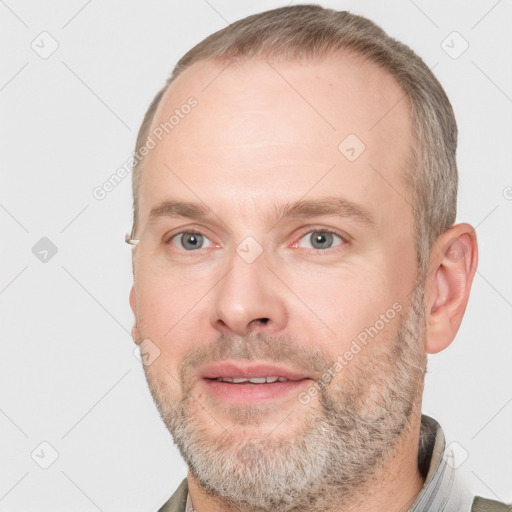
top-left (297, 231), bottom-right (343, 250)
top-left (171, 232), bottom-right (211, 251)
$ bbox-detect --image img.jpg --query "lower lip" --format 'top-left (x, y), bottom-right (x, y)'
top-left (201, 378), bottom-right (311, 405)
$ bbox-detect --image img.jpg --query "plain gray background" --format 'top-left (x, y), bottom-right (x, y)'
top-left (1, 1), bottom-right (511, 510)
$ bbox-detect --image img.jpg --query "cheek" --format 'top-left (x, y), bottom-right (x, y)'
top-left (283, 262), bottom-right (404, 354)
top-left (133, 265), bottom-right (217, 371)
top-left (134, 269), bottom-right (195, 343)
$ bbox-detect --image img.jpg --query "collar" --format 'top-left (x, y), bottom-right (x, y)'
top-left (185, 415), bottom-right (473, 512)
top-left (408, 415), bottom-right (473, 511)
top-left (185, 490), bottom-right (193, 511)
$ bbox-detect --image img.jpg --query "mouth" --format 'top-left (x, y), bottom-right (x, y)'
top-left (199, 361), bottom-right (313, 404)
top-left (212, 376), bottom-right (292, 383)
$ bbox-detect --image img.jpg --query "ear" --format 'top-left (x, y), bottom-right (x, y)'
top-left (424, 223), bottom-right (478, 354)
top-left (129, 286), bottom-right (140, 344)
top-left (129, 285), bottom-right (136, 315)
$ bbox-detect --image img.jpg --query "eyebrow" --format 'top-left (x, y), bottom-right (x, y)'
top-left (149, 200), bottom-right (211, 223)
top-left (148, 197), bottom-right (375, 227)
top-left (274, 197), bottom-right (376, 227)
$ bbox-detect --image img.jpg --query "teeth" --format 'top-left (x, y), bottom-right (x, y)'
top-left (248, 377), bottom-right (266, 384)
top-left (215, 376), bottom-right (290, 383)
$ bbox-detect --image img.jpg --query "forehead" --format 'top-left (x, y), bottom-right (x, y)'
top-left (139, 53), bottom-right (413, 228)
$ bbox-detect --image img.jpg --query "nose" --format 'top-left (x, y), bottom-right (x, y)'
top-left (209, 248), bottom-right (288, 337)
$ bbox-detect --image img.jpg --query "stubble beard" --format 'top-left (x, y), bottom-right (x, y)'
top-left (139, 285), bottom-right (426, 512)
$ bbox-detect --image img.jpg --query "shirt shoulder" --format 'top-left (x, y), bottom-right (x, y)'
top-left (471, 496), bottom-right (512, 512)
top-left (156, 478), bottom-right (188, 512)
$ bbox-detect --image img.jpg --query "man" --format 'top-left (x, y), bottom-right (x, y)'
top-left (127, 5), bottom-right (509, 512)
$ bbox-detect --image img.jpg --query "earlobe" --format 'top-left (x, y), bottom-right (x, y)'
top-left (129, 286), bottom-right (140, 345)
top-left (129, 285), bottom-right (136, 314)
top-left (425, 224), bottom-right (478, 354)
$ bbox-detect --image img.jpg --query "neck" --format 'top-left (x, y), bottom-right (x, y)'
top-left (187, 410), bottom-right (425, 512)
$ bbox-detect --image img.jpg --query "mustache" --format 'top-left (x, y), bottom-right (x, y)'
top-left (179, 332), bottom-right (332, 382)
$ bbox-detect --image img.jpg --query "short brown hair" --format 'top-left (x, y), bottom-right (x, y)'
top-left (131, 4), bottom-right (458, 274)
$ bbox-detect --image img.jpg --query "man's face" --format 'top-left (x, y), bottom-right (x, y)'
top-left (130, 54), bottom-right (424, 507)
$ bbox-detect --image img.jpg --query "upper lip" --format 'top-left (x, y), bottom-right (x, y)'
top-left (199, 361), bottom-right (311, 381)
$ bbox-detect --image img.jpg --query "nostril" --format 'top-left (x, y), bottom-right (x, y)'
top-left (256, 318), bottom-right (270, 325)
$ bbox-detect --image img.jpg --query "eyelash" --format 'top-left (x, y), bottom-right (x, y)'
top-left (292, 226), bottom-right (348, 251)
top-left (164, 227), bottom-right (349, 252)
top-left (164, 230), bottom-right (214, 247)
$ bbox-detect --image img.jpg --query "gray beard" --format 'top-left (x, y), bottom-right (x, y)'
top-left (141, 285), bottom-right (426, 512)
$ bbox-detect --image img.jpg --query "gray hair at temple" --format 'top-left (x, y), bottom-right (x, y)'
top-left (130, 4), bottom-right (458, 276)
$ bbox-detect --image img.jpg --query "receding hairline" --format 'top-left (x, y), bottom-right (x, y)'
top-left (141, 49), bottom-right (416, 197)
top-left (137, 48), bottom-right (416, 203)
top-left (145, 46), bottom-right (411, 141)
